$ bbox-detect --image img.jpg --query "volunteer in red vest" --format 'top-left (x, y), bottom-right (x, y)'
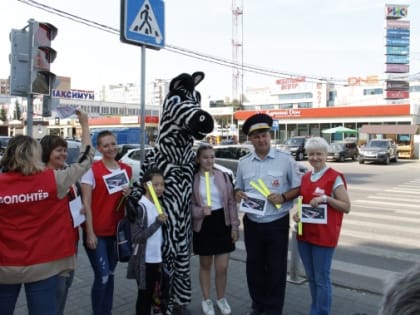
top-left (81, 130), bottom-right (132, 315)
top-left (293, 137), bottom-right (351, 315)
top-left (0, 110), bottom-right (93, 315)
top-left (40, 132), bottom-right (87, 315)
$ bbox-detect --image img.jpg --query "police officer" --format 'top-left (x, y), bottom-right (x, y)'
top-left (235, 113), bottom-right (302, 315)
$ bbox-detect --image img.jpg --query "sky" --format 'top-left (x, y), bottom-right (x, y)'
top-left (1, 0), bottom-right (419, 101)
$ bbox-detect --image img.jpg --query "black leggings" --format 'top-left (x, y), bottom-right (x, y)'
top-left (136, 263), bottom-right (160, 315)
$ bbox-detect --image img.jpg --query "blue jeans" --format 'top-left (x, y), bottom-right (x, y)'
top-left (56, 270), bottom-right (74, 315)
top-left (83, 235), bottom-right (118, 315)
top-left (297, 240), bottom-right (335, 315)
top-left (56, 242), bottom-right (78, 315)
top-left (0, 275), bottom-right (58, 315)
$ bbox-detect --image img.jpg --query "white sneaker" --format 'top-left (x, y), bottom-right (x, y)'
top-left (216, 298), bottom-right (231, 315)
top-left (201, 299), bottom-right (215, 315)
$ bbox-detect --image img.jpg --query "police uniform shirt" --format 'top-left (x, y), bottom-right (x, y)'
top-left (235, 147), bottom-right (302, 223)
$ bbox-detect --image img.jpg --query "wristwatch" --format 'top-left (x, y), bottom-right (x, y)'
top-left (322, 195), bottom-right (328, 203)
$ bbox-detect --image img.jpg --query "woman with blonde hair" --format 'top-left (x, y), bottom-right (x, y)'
top-left (0, 110), bottom-right (94, 315)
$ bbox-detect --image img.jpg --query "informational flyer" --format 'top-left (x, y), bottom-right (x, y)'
top-left (239, 192), bottom-right (268, 216)
top-left (103, 169), bottom-right (130, 194)
top-left (301, 203), bottom-right (327, 224)
top-left (69, 196), bottom-right (86, 227)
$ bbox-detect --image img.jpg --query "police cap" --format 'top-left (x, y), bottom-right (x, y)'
top-left (242, 113), bottom-right (273, 136)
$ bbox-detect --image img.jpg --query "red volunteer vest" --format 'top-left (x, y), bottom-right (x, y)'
top-left (0, 170), bottom-right (75, 266)
top-left (89, 161), bottom-right (132, 236)
top-left (297, 168), bottom-right (347, 247)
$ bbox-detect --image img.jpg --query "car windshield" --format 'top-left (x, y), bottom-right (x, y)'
top-left (329, 143), bottom-right (344, 151)
top-left (367, 141), bottom-right (387, 148)
top-left (286, 138), bottom-right (304, 145)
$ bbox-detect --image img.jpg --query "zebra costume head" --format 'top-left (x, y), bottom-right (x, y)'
top-left (157, 71), bottom-right (214, 144)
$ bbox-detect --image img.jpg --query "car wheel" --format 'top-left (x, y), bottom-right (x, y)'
top-left (352, 154), bottom-right (357, 161)
top-left (339, 154), bottom-right (345, 162)
top-left (384, 156), bottom-right (390, 165)
top-left (296, 152), bottom-right (304, 161)
top-left (392, 154), bottom-right (398, 163)
top-left (359, 158), bottom-right (364, 164)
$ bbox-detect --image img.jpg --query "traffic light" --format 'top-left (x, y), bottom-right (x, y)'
top-left (9, 19), bottom-right (57, 97)
top-left (9, 28), bottom-right (31, 96)
top-left (29, 19), bottom-right (57, 95)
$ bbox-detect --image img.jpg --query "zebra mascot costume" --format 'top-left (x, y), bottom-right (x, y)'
top-left (141, 72), bottom-right (214, 315)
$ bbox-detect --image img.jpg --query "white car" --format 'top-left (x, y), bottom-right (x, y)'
top-left (119, 148), bottom-right (235, 183)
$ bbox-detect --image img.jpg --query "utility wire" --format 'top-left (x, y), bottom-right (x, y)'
top-left (17, 0), bottom-right (419, 86)
top-left (16, 0), bottom-right (349, 84)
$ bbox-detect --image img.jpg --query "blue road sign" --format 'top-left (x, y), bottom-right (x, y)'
top-left (120, 0), bottom-right (165, 50)
top-left (272, 120), bottom-right (279, 131)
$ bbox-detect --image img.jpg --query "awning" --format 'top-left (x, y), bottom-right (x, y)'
top-left (360, 124), bottom-right (418, 135)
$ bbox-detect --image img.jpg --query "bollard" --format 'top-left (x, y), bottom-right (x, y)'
top-left (287, 224), bottom-right (306, 284)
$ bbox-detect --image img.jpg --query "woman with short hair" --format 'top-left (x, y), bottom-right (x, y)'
top-left (293, 136), bottom-right (351, 315)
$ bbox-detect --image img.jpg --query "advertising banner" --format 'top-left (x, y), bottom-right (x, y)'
top-left (385, 5), bottom-right (408, 18)
top-left (385, 81), bottom-right (409, 91)
top-left (385, 64), bottom-right (409, 73)
top-left (386, 29), bottom-right (410, 37)
top-left (385, 90), bottom-right (409, 99)
top-left (386, 55), bottom-right (409, 64)
top-left (386, 46), bottom-right (409, 55)
top-left (386, 20), bottom-right (410, 29)
top-left (386, 38), bottom-right (410, 46)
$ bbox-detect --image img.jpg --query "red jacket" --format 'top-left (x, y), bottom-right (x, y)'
top-left (89, 161), bottom-right (132, 236)
top-left (0, 170), bottom-right (75, 266)
top-left (297, 168), bottom-right (346, 247)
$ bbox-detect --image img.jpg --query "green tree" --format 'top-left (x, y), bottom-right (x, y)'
top-left (13, 100), bottom-right (21, 120)
top-left (0, 107), bottom-right (7, 122)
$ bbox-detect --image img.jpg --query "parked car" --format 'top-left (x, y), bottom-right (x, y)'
top-left (358, 139), bottom-right (398, 165)
top-left (281, 136), bottom-right (308, 161)
top-left (327, 141), bottom-right (359, 162)
top-left (116, 143), bottom-right (152, 160)
top-left (65, 139), bottom-right (82, 164)
top-left (0, 136), bottom-right (11, 157)
top-left (213, 144), bottom-right (253, 160)
top-left (119, 148), bottom-right (153, 180)
top-left (211, 144), bottom-right (253, 174)
top-left (0, 136), bottom-right (11, 148)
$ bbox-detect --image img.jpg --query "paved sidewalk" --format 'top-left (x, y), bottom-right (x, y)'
top-left (14, 247), bottom-right (382, 315)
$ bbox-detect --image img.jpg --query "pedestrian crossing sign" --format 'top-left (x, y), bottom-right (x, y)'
top-left (120, 0), bottom-right (165, 49)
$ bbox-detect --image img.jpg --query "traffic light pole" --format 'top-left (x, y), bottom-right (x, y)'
top-left (140, 45), bottom-right (146, 166)
top-left (26, 94), bottom-right (33, 136)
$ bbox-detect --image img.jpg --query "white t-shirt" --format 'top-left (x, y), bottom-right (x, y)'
top-left (141, 196), bottom-right (163, 263)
